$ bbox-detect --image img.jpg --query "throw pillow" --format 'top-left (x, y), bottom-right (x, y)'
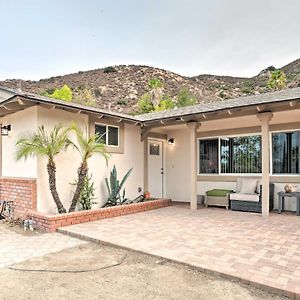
top-left (240, 179), bottom-right (258, 194)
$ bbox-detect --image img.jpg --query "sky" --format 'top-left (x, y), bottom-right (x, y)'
top-left (0, 0), bottom-right (300, 80)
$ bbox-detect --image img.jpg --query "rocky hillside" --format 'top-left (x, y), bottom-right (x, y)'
top-left (1, 59), bottom-right (300, 114)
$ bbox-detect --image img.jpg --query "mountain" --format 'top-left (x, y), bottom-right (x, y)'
top-left (1, 59), bottom-right (300, 114)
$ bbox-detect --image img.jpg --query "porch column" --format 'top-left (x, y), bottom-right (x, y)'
top-left (257, 112), bottom-right (273, 217)
top-left (187, 122), bottom-right (199, 210)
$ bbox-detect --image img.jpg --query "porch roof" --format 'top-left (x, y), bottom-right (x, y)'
top-left (1, 86), bottom-right (300, 126)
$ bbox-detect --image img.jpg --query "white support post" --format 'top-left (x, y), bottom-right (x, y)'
top-left (257, 112), bottom-right (273, 217)
top-left (187, 122), bottom-right (199, 210)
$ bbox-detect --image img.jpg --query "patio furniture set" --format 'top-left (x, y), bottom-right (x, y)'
top-left (204, 178), bottom-right (299, 215)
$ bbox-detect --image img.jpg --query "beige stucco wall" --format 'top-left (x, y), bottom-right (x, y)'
top-left (36, 107), bottom-right (144, 213)
top-left (89, 123), bottom-right (144, 208)
top-left (0, 106), bottom-right (38, 178)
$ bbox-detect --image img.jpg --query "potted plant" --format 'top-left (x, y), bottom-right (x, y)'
top-left (144, 191), bottom-right (151, 199)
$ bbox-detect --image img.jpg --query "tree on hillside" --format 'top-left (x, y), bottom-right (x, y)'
top-left (176, 88), bottom-right (197, 107)
top-left (155, 95), bottom-right (175, 111)
top-left (268, 70), bottom-right (287, 91)
top-left (137, 93), bottom-right (154, 113)
top-left (148, 78), bottom-right (164, 107)
top-left (42, 85), bottom-right (73, 102)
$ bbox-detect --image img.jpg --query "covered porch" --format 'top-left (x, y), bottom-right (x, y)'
top-left (141, 90), bottom-right (300, 217)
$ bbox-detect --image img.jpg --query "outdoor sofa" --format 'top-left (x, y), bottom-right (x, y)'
top-left (230, 178), bottom-right (274, 213)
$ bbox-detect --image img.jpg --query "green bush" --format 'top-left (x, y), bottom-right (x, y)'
top-left (103, 66), bottom-right (117, 73)
top-left (241, 86), bottom-right (253, 94)
top-left (116, 99), bottom-right (128, 106)
top-left (93, 89), bottom-right (101, 97)
top-left (49, 85), bottom-right (73, 102)
top-left (78, 174), bottom-right (97, 210)
top-left (176, 88), bottom-right (197, 107)
top-left (155, 95), bottom-right (175, 111)
top-left (138, 93), bottom-right (154, 113)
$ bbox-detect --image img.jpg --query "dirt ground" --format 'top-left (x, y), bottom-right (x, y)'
top-left (0, 241), bottom-right (288, 300)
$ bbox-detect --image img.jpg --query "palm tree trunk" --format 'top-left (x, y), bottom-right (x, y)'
top-left (47, 161), bottom-right (66, 214)
top-left (69, 162), bottom-right (88, 212)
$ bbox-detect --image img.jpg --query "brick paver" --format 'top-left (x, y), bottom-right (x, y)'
top-left (59, 205), bottom-right (300, 298)
top-left (0, 225), bottom-right (85, 268)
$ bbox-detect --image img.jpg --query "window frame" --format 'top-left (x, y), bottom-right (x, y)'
top-left (198, 132), bottom-right (262, 176)
top-left (270, 129), bottom-right (300, 176)
top-left (95, 123), bottom-right (120, 148)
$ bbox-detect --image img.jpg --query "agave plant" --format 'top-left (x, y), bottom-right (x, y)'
top-left (105, 165), bottom-right (132, 206)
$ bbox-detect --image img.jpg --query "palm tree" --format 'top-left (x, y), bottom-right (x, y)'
top-left (67, 123), bottom-right (109, 212)
top-left (16, 125), bottom-right (68, 213)
top-left (268, 70), bottom-right (287, 91)
top-left (148, 78), bottom-right (164, 107)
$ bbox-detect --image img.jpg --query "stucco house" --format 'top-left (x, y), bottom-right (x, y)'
top-left (0, 86), bottom-right (300, 218)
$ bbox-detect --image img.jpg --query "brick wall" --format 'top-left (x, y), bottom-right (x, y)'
top-left (0, 177), bottom-right (37, 220)
top-left (28, 198), bottom-right (171, 232)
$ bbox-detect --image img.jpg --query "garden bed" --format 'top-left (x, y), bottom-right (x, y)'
top-left (27, 198), bottom-right (171, 232)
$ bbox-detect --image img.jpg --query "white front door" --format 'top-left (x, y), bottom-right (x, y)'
top-left (148, 139), bottom-right (164, 198)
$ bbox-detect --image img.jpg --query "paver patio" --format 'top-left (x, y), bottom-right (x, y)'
top-left (0, 225), bottom-right (86, 268)
top-left (59, 205), bottom-right (300, 298)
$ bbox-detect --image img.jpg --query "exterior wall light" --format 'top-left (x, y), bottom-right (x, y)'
top-left (1, 125), bottom-right (11, 136)
top-left (168, 138), bottom-right (174, 145)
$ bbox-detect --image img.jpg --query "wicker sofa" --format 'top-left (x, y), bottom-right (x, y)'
top-left (230, 183), bottom-right (274, 213)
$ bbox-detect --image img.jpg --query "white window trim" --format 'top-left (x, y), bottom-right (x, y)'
top-left (198, 129), bottom-right (300, 176)
top-left (198, 132), bottom-right (262, 176)
top-left (95, 123), bottom-right (120, 148)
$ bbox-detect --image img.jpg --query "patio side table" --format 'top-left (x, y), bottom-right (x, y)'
top-left (277, 191), bottom-right (300, 216)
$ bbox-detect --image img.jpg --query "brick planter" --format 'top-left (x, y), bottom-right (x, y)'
top-left (0, 177), bottom-right (37, 220)
top-left (28, 198), bottom-right (171, 232)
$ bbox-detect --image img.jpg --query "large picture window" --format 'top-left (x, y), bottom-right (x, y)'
top-left (221, 135), bottom-right (261, 173)
top-left (199, 135), bottom-right (262, 175)
top-left (95, 124), bottom-right (119, 147)
top-left (272, 131), bottom-right (300, 174)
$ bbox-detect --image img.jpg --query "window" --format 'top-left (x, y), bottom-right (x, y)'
top-left (95, 124), bottom-right (119, 147)
top-left (199, 139), bottom-right (218, 174)
top-left (220, 135), bottom-right (261, 173)
top-left (199, 135), bottom-right (262, 175)
top-left (272, 131), bottom-right (300, 174)
top-left (149, 143), bottom-right (160, 155)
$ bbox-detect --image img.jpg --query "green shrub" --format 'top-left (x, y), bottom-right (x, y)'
top-left (138, 93), bottom-right (154, 113)
top-left (78, 174), bottom-right (97, 210)
top-left (241, 86), bottom-right (253, 94)
top-left (116, 99), bottom-right (128, 106)
top-left (94, 89), bottom-right (101, 97)
top-left (155, 95), bottom-right (175, 111)
top-left (103, 66), bottom-right (117, 73)
top-left (219, 91), bottom-right (226, 98)
top-left (50, 85), bottom-right (73, 102)
top-left (176, 88), bottom-right (197, 107)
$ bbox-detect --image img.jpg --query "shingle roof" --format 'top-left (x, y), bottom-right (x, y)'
top-left (137, 87), bottom-right (300, 122)
top-left (0, 86), bottom-right (140, 122)
top-left (1, 86), bottom-right (300, 124)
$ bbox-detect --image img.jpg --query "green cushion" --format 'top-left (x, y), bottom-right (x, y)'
top-left (206, 189), bottom-right (233, 197)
